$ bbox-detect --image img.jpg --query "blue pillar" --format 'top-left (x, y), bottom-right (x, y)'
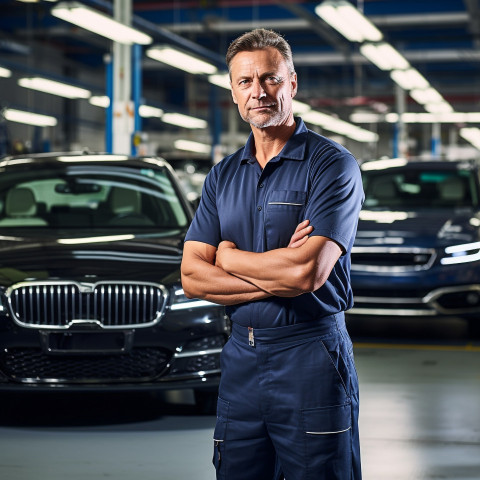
top-left (431, 123), bottom-right (441, 158)
top-left (132, 43), bottom-right (142, 156)
top-left (105, 54), bottom-right (114, 153)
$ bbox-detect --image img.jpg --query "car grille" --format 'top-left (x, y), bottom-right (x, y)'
top-left (6, 281), bottom-right (168, 329)
top-left (1, 347), bottom-right (170, 383)
top-left (351, 247), bottom-right (436, 272)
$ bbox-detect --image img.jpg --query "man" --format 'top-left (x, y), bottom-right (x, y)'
top-left (181, 29), bottom-right (363, 480)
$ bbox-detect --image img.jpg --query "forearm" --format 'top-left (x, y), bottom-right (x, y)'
top-left (181, 248), bottom-right (271, 306)
top-left (217, 237), bottom-right (340, 296)
top-left (218, 248), bottom-right (308, 296)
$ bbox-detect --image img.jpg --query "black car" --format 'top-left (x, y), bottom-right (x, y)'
top-left (349, 157), bottom-right (480, 336)
top-left (0, 152), bottom-right (228, 412)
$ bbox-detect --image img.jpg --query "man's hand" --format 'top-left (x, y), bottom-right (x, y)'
top-left (288, 220), bottom-right (313, 248)
top-left (216, 240), bottom-right (236, 270)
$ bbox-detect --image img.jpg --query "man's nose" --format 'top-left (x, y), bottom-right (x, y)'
top-left (251, 78), bottom-right (266, 99)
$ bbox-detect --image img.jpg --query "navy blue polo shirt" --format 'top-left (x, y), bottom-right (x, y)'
top-left (185, 118), bottom-right (364, 328)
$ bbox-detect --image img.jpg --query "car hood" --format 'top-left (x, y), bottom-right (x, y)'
top-left (0, 229), bottom-right (187, 288)
top-left (355, 208), bottom-right (480, 249)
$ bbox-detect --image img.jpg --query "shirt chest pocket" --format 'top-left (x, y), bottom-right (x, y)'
top-left (265, 190), bottom-right (307, 250)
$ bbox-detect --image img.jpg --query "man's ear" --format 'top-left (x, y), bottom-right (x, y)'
top-left (290, 72), bottom-right (298, 98)
top-left (231, 86), bottom-right (238, 105)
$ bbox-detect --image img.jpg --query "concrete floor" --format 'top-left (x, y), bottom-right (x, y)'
top-left (0, 316), bottom-right (479, 480)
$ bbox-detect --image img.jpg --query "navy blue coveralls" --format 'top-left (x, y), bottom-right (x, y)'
top-left (185, 118), bottom-right (364, 480)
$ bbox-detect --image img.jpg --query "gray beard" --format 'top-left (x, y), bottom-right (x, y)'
top-left (241, 107), bottom-right (286, 129)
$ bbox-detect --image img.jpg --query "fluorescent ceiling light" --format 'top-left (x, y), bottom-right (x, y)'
top-left (347, 128), bottom-right (379, 143)
top-left (0, 66), bottom-right (12, 78)
top-left (385, 113), bottom-right (400, 123)
top-left (302, 110), bottom-right (334, 127)
top-left (303, 110), bottom-right (378, 143)
top-left (460, 127), bottom-right (480, 150)
top-left (409, 88), bottom-right (443, 105)
top-left (424, 102), bottom-right (453, 114)
top-left (162, 112), bottom-right (207, 129)
top-left (89, 95), bottom-right (110, 108)
top-left (360, 43), bottom-right (409, 71)
top-left (139, 105), bottom-right (164, 118)
top-left (398, 112), bottom-right (476, 124)
top-left (174, 139), bottom-right (211, 154)
top-left (18, 77), bottom-right (91, 99)
top-left (350, 111), bottom-right (382, 123)
top-left (315, 1), bottom-right (382, 43)
top-left (292, 100), bottom-right (311, 114)
top-left (3, 108), bottom-right (57, 127)
top-left (146, 46), bottom-right (217, 75)
top-left (208, 73), bottom-right (230, 89)
top-left (52, 2), bottom-right (152, 45)
top-left (390, 68), bottom-right (429, 90)
top-left (466, 113), bottom-right (480, 122)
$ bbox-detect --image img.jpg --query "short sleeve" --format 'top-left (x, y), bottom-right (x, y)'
top-left (305, 151), bottom-right (364, 253)
top-left (184, 167), bottom-right (221, 247)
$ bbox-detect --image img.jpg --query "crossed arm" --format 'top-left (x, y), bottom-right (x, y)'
top-left (180, 220), bottom-right (342, 306)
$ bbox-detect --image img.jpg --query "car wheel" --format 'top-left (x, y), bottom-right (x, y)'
top-left (194, 389), bottom-right (218, 415)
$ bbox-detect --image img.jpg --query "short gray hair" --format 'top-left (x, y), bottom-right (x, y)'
top-left (226, 29), bottom-right (295, 77)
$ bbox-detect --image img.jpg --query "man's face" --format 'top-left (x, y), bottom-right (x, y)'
top-left (229, 47), bottom-right (297, 129)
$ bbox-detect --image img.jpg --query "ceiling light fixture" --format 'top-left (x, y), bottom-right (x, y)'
top-left (303, 110), bottom-right (378, 143)
top-left (460, 128), bottom-right (480, 150)
top-left (359, 43), bottom-right (409, 71)
top-left (409, 88), bottom-right (444, 105)
top-left (390, 68), bottom-right (429, 90)
top-left (0, 67), bottom-right (12, 78)
top-left (174, 139), bottom-right (211, 154)
top-left (162, 112), bottom-right (207, 129)
top-left (3, 108), bottom-right (57, 127)
top-left (89, 95), bottom-right (110, 108)
top-left (139, 105), bottom-right (164, 118)
top-left (52, 2), bottom-right (152, 45)
top-left (315, 0), bottom-right (382, 43)
top-left (146, 46), bottom-right (217, 75)
top-left (424, 102), bottom-right (454, 114)
top-left (208, 73), bottom-right (231, 89)
top-left (18, 77), bottom-right (91, 99)
top-left (349, 111), bottom-right (382, 123)
top-left (292, 100), bottom-right (311, 114)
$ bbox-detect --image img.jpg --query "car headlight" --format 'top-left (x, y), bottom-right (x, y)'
top-left (170, 286), bottom-right (218, 311)
top-left (440, 241), bottom-right (480, 265)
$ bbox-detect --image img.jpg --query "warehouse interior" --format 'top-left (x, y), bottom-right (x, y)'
top-left (0, 2), bottom-right (480, 480)
top-left (0, 0), bottom-right (479, 162)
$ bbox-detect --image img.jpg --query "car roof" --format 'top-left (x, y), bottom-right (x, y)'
top-left (0, 152), bottom-right (172, 170)
top-left (360, 157), bottom-right (480, 172)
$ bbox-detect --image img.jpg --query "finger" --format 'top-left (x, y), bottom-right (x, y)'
top-left (290, 235), bottom-right (309, 248)
top-left (294, 219), bottom-right (310, 233)
top-left (288, 225), bottom-right (313, 247)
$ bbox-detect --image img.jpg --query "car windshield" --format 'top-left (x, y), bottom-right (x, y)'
top-left (0, 165), bottom-right (189, 229)
top-left (362, 166), bottom-right (479, 210)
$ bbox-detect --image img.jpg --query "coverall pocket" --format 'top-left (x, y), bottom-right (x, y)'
top-left (301, 403), bottom-right (352, 479)
top-left (213, 397), bottom-right (229, 476)
top-left (265, 190), bottom-right (306, 249)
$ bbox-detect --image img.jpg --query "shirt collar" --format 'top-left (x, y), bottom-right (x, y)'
top-left (240, 117), bottom-right (308, 165)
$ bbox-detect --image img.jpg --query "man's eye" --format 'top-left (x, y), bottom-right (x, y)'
top-left (238, 79), bottom-right (250, 86)
top-left (266, 76), bottom-right (282, 84)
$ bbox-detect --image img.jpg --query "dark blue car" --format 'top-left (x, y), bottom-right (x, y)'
top-left (349, 157), bottom-right (480, 336)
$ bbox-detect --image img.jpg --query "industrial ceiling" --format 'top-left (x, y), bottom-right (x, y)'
top-left (0, 0), bottom-right (479, 158)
